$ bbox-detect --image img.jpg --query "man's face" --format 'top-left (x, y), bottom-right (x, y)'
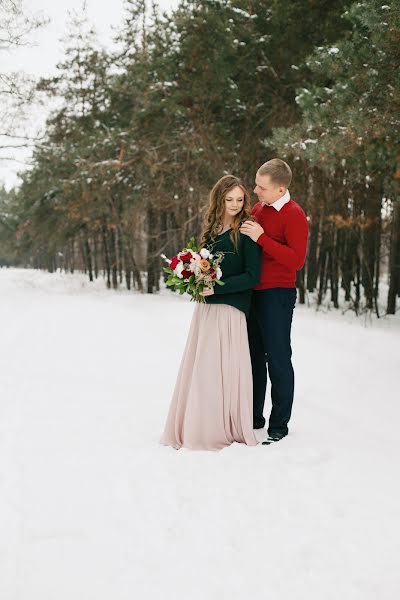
top-left (254, 173), bottom-right (286, 205)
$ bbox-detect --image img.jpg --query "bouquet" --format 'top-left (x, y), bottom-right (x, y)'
top-left (161, 237), bottom-right (225, 303)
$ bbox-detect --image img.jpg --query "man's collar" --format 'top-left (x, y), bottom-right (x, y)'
top-left (262, 189), bottom-right (290, 211)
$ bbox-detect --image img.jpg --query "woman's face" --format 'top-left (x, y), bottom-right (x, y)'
top-left (223, 185), bottom-right (245, 220)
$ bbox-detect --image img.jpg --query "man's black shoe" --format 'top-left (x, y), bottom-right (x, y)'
top-left (253, 418), bottom-right (266, 430)
top-left (262, 433), bottom-right (287, 445)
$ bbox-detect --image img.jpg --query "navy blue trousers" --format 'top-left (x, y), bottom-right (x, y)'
top-left (247, 288), bottom-right (297, 436)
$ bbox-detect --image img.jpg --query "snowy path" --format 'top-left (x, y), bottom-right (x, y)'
top-left (1, 268), bottom-right (399, 600)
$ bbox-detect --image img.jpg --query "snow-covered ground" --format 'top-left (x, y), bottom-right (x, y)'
top-left (1, 268), bottom-right (399, 600)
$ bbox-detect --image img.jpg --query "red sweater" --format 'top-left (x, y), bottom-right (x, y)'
top-left (252, 198), bottom-right (308, 290)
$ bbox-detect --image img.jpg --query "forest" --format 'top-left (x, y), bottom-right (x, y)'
top-left (0, 0), bottom-right (399, 316)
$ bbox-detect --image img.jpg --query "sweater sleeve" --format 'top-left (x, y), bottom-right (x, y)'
top-left (256, 208), bottom-right (309, 270)
top-left (214, 235), bottom-right (262, 294)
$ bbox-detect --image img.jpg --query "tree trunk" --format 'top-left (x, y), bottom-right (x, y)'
top-left (317, 247), bottom-right (328, 306)
top-left (82, 230), bottom-right (93, 282)
top-left (109, 228), bottom-right (118, 289)
top-left (354, 249), bottom-right (361, 315)
top-left (387, 200), bottom-right (400, 314)
top-left (296, 267), bottom-right (305, 304)
top-left (306, 216), bottom-right (319, 292)
top-left (146, 203), bottom-right (159, 294)
top-left (102, 224), bottom-right (111, 289)
top-left (340, 229), bottom-right (353, 302)
top-left (117, 227), bottom-right (124, 284)
top-left (93, 233), bottom-right (99, 279)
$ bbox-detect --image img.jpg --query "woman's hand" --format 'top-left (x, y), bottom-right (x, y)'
top-left (200, 286), bottom-right (214, 297)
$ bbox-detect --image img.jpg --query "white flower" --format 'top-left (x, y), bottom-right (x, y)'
top-left (209, 254), bottom-right (213, 259)
top-left (216, 268), bottom-right (222, 280)
top-left (175, 262), bottom-right (184, 278)
top-left (200, 248), bottom-right (210, 259)
top-left (189, 261), bottom-right (201, 276)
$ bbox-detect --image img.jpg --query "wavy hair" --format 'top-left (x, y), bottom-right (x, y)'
top-left (200, 175), bottom-right (253, 251)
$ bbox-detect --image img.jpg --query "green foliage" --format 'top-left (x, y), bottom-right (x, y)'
top-left (271, 0), bottom-right (400, 178)
top-left (1, 0), bottom-right (398, 312)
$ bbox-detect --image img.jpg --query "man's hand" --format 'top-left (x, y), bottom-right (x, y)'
top-left (239, 220), bottom-right (264, 242)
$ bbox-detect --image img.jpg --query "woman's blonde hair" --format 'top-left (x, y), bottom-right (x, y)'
top-left (200, 175), bottom-right (253, 251)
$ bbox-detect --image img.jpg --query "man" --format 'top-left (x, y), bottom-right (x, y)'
top-left (240, 158), bottom-right (308, 445)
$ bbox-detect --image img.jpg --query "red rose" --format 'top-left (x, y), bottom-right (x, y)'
top-left (179, 252), bottom-right (192, 263)
top-left (181, 269), bottom-right (192, 279)
top-left (170, 256), bottom-right (179, 270)
top-left (211, 272), bottom-right (217, 279)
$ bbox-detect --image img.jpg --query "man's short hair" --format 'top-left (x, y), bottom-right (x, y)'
top-left (258, 158), bottom-right (292, 188)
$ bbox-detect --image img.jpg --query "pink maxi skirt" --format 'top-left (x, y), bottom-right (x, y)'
top-left (160, 302), bottom-right (258, 450)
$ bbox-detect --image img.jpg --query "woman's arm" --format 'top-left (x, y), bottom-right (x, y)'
top-left (214, 235), bottom-right (261, 295)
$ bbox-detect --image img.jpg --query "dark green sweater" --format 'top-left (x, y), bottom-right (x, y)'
top-left (204, 230), bottom-right (262, 317)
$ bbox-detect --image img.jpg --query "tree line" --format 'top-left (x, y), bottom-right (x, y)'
top-left (0, 0), bottom-right (399, 316)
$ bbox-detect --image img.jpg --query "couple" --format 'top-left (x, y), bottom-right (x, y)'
top-left (160, 158), bottom-right (309, 450)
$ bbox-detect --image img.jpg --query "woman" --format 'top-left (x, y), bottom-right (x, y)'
top-left (160, 175), bottom-right (262, 450)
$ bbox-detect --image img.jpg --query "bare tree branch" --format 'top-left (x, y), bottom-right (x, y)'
top-left (0, 0), bottom-right (47, 50)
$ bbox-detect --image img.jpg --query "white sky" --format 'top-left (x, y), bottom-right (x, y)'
top-left (0, 0), bottom-right (179, 190)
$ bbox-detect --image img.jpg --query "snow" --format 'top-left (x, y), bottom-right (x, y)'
top-left (230, 7), bottom-right (256, 19)
top-left (1, 268), bottom-right (400, 600)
